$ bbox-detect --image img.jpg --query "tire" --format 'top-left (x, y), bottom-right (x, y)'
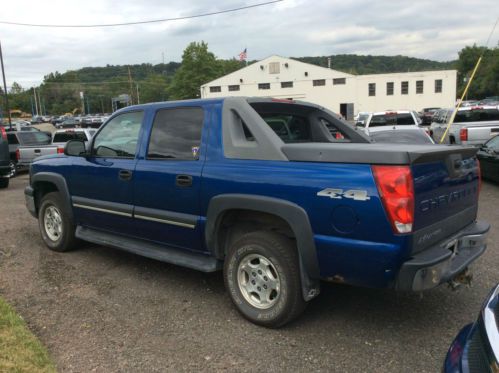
top-left (8, 161), bottom-right (16, 178)
top-left (224, 230), bottom-right (307, 328)
top-left (38, 192), bottom-right (78, 252)
top-left (0, 178), bottom-right (9, 189)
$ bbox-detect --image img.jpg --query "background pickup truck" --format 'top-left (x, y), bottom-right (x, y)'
top-left (430, 106), bottom-right (499, 145)
top-left (17, 128), bottom-right (96, 169)
top-left (25, 97), bottom-right (489, 327)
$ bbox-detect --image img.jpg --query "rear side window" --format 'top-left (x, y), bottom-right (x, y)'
top-left (369, 113), bottom-right (416, 127)
top-left (17, 132), bottom-right (51, 145)
top-left (53, 132), bottom-right (88, 143)
top-left (147, 107), bottom-right (204, 160)
top-left (454, 108), bottom-right (499, 123)
top-left (7, 133), bottom-right (19, 145)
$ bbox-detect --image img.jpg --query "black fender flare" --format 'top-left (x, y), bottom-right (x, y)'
top-left (31, 172), bottom-right (73, 221)
top-left (205, 194), bottom-right (320, 301)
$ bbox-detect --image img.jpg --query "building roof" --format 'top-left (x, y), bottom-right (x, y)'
top-left (201, 55), bottom-right (355, 88)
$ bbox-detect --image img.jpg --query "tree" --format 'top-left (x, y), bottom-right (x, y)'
top-left (10, 82), bottom-right (23, 94)
top-left (169, 41), bottom-right (221, 99)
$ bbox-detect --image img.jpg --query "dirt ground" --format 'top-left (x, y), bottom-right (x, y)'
top-left (0, 174), bottom-right (498, 372)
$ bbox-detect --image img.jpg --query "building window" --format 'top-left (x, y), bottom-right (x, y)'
top-left (313, 79), bottom-right (326, 86)
top-left (401, 81), bottom-right (409, 95)
top-left (281, 81), bottom-right (293, 88)
top-left (333, 78), bottom-right (346, 85)
top-left (416, 80), bottom-right (424, 94)
top-left (435, 79), bottom-right (443, 93)
top-left (386, 82), bottom-right (394, 95)
top-left (258, 83), bottom-right (270, 90)
top-left (209, 86), bottom-right (221, 93)
top-left (368, 83), bottom-right (376, 96)
top-left (228, 85), bottom-right (240, 92)
top-left (269, 62), bottom-right (280, 74)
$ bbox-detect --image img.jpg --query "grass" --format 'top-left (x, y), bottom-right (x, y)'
top-left (0, 296), bottom-right (57, 373)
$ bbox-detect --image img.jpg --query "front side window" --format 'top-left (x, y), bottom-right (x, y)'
top-left (147, 107), bottom-right (204, 160)
top-left (93, 111), bottom-right (143, 158)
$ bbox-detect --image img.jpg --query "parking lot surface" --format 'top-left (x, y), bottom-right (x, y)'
top-left (0, 174), bottom-right (498, 372)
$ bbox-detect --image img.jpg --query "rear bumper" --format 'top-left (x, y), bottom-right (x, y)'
top-left (396, 221), bottom-right (489, 291)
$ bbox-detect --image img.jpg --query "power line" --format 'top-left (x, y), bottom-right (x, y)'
top-left (0, 0), bottom-right (283, 28)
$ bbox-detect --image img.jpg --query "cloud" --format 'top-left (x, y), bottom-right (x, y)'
top-left (0, 0), bottom-right (497, 87)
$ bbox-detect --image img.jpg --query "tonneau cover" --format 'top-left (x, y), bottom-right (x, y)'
top-left (281, 143), bottom-right (478, 165)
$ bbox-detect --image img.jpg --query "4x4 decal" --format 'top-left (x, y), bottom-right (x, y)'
top-left (317, 188), bottom-right (370, 201)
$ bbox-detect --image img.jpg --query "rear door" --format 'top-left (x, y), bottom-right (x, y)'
top-left (68, 110), bottom-right (144, 235)
top-left (133, 105), bottom-right (207, 251)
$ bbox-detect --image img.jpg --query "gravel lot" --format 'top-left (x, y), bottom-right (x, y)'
top-left (0, 174), bottom-right (497, 372)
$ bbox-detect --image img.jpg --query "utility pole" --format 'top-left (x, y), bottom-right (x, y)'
top-left (127, 66), bottom-right (134, 105)
top-left (33, 87), bottom-right (39, 116)
top-left (136, 83), bottom-right (140, 105)
top-left (0, 40), bottom-right (12, 129)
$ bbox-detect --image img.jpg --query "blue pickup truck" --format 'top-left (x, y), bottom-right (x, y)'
top-left (25, 97), bottom-right (490, 327)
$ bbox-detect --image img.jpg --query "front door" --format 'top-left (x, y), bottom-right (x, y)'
top-left (69, 110), bottom-right (144, 235)
top-left (133, 105), bottom-right (207, 251)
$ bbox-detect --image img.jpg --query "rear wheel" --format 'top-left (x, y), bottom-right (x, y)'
top-left (0, 178), bottom-right (9, 189)
top-left (38, 192), bottom-right (78, 252)
top-left (224, 230), bottom-right (306, 328)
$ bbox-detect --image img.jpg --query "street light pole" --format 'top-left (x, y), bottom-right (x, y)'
top-left (0, 40), bottom-right (12, 130)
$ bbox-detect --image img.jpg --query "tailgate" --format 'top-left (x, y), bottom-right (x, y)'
top-left (411, 146), bottom-right (480, 253)
top-left (19, 146), bottom-right (58, 162)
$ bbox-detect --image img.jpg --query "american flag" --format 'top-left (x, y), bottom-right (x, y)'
top-left (238, 48), bottom-right (247, 61)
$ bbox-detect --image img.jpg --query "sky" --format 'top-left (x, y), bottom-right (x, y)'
top-left (0, 0), bottom-right (498, 88)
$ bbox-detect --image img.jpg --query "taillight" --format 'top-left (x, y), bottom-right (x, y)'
top-left (57, 147), bottom-right (64, 154)
top-left (0, 126), bottom-right (6, 140)
top-left (460, 128), bottom-right (468, 142)
top-left (16, 148), bottom-right (20, 161)
top-left (372, 165), bottom-right (414, 234)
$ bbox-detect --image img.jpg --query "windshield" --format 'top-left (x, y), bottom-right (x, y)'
top-left (369, 113), bottom-right (416, 127)
top-left (370, 130), bottom-right (433, 144)
top-left (53, 132), bottom-right (89, 143)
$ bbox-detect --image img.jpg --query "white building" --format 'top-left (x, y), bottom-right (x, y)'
top-left (200, 55), bottom-right (457, 119)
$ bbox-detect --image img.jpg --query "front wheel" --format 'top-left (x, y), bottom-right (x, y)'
top-left (224, 231), bottom-right (306, 328)
top-left (38, 192), bottom-right (78, 252)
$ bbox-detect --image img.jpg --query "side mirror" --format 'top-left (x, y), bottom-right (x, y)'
top-left (64, 140), bottom-right (86, 156)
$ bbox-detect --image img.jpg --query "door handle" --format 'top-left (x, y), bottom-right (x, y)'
top-left (176, 174), bottom-right (193, 187)
top-left (119, 169), bottom-right (133, 181)
top-left (34, 149), bottom-right (41, 153)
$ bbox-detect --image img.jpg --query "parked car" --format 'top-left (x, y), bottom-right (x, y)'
top-left (420, 107), bottom-right (440, 126)
top-left (6, 131), bottom-right (52, 176)
top-left (0, 126), bottom-right (11, 188)
top-left (369, 127), bottom-right (435, 144)
top-left (477, 135), bottom-right (499, 183)
top-left (17, 128), bottom-right (96, 169)
top-left (56, 118), bottom-right (80, 129)
top-left (356, 110), bottom-right (421, 135)
top-left (431, 106), bottom-right (499, 146)
top-left (25, 97), bottom-right (489, 327)
top-left (443, 283), bottom-right (498, 373)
